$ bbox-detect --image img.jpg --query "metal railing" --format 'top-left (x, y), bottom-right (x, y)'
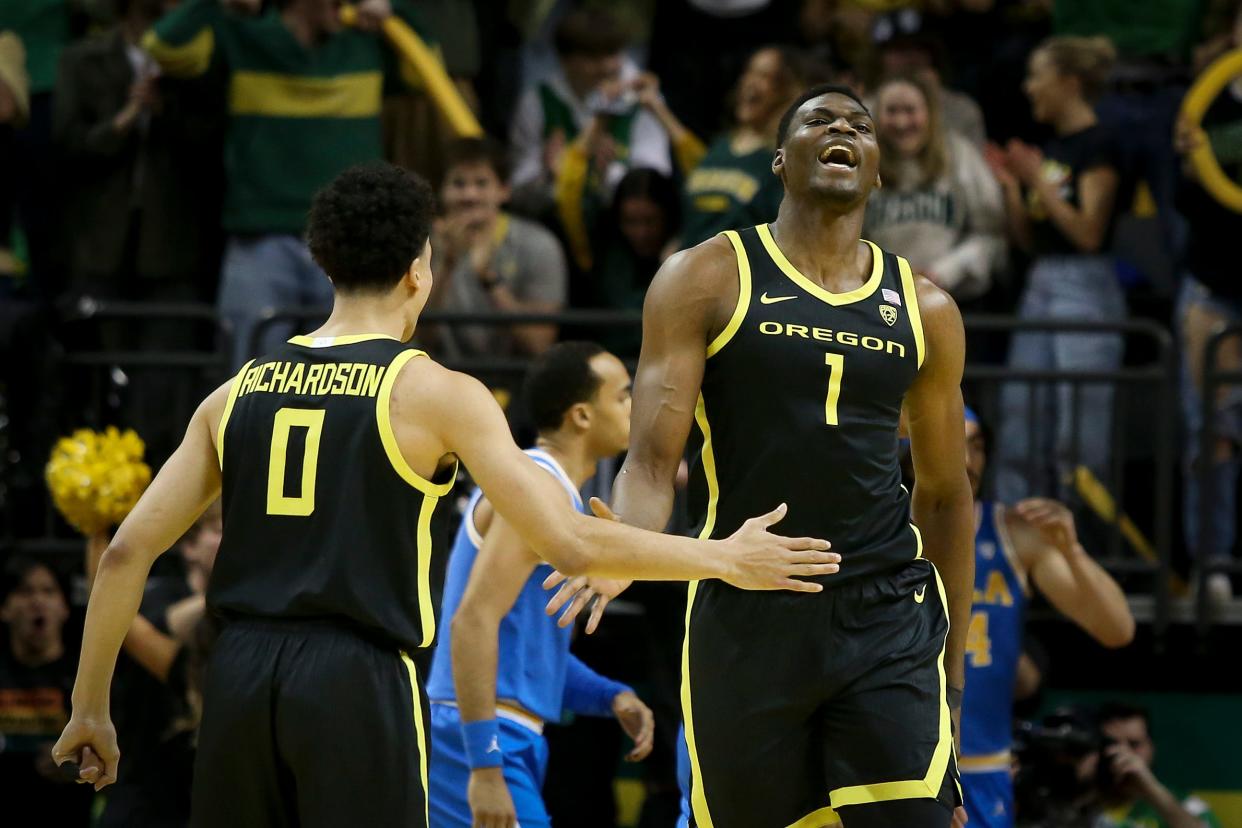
top-left (24, 301), bottom-right (231, 537)
top-left (9, 303), bottom-right (1190, 633)
top-left (249, 307), bottom-right (645, 379)
top-left (1197, 323), bottom-right (1242, 632)
top-left (960, 316), bottom-right (1177, 639)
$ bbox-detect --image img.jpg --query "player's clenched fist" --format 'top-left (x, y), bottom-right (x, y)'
top-left (51, 716), bottom-right (119, 791)
top-left (720, 503), bottom-right (841, 592)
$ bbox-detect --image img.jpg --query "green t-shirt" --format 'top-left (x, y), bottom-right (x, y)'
top-left (1053, 0), bottom-right (1205, 61)
top-left (680, 134), bottom-right (782, 247)
top-left (0, 0), bottom-right (70, 94)
top-left (1101, 790), bottom-right (1221, 828)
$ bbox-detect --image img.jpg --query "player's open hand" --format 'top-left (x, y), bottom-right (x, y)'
top-left (468, 767), bottom-right (518, 828)
top-left (613, 691), bottom-right (655, 762)
top-left (51, 716), bottom-right (119, 791)
top-left (542, 497), bottom-right (633, 632)
top-left (542, 571), bottom-right (631, 633)
top-left (952, 805), bottom-right (969, 827)
top-left (722, 503), bottom-right (839, 592)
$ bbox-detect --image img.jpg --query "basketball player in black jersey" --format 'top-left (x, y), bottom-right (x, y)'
top-left (49, 164), bottom-right (841, 828)
top-left (553, 85), bottom-right (974, 827)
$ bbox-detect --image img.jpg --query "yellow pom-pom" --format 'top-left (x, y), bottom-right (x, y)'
top-left (45, 427), bottom-right (152, 536)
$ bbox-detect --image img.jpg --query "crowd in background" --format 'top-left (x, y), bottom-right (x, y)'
top-left (3, 0), bottom-right (1242, 825)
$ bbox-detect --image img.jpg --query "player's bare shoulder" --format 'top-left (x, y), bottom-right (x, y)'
top-left (385, 350), bottom-right (481, 474)
top-left (202, 377), bottom-right (239, 447)
top-left (644, 234), bottom-right (740, 341)
top-left (911, 272), bottom-right (964, 332)
top-left (911, 272), bottom-right (966, 375)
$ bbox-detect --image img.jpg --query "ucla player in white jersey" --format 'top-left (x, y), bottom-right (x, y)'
top-left (959, 406), bottom-right (1135, 828)
top-left (426, 342), bottom-right (655, 828)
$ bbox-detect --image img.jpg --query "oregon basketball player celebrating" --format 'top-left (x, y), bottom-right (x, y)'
top-left (50, 164), bottom-right (841, 828)
top-left (562, 85), bottom-right (975, 828)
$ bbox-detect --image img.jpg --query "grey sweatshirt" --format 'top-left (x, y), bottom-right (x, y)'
top-left (864, 132), bottom-right (1005, 301)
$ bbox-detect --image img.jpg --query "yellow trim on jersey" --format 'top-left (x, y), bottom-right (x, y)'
top-left (959, 749), bottom-right (1011, 773)
top-left (693, 396), bottom-right (720, 533)
top-left (681, 581), bottom-right (713, 828)
top-left (896, 256), bottom-right (925, 369)
top-left (706, 230), bottom-right (753, 358)
top-left (681, 394), bottom-right (721, 828)
top-left (288, 333), bottom-right (402, 347)
top-left (827, 564), bottom-right (954, 810)
top-left (216, 359), bottom-right (255, 469)
top-left (755, 224), bottom-right (883, 306)
top-left (787, 806), bottom-right (842, 827)
top-left (375, 350), bottom-right (458, 496)
top-left (400, 653), bottom-right (431, 828)
top-left (416, 495), bottom-right (440, 647)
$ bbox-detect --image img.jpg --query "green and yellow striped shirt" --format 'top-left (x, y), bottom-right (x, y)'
top-left (144, 0), bottom-right (430, 235)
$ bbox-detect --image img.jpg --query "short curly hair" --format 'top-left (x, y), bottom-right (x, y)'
top-left (307, 162), bottom-right (436, 294)
top-left (523, 341), bottom-right (606, 434)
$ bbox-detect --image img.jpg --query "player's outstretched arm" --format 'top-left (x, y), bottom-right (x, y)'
top-left (903, 277), bottom-right (974, 696)
top-left (450, 504), bottom-right (540, 828)
top-left (1008, 499), bottom-right (1135, 648)
top-left (416, 365), bottom-right (838, 588)
top-left (52, 381), bottom-right (229, 789)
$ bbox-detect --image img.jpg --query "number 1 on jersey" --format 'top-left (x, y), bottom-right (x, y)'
top-left (824, 353), bottom-right (844, 426)
top-left (267, 408), bottom-right (326, 516)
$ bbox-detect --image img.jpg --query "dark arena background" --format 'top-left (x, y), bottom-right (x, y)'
top-left (3, 0), bottom-right (1242, 826)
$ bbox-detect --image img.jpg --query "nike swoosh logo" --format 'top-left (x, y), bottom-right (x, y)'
top-left (914, 586), bottom-right (927, 603)
top-left (759, 292), bottom-right (798, 304)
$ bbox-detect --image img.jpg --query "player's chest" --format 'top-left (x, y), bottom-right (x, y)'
top-left (717, 299), bottom-right (918, 408)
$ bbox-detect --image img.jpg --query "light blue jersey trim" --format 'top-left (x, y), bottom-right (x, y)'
top-left (464, 449), bottom-right (581, 547)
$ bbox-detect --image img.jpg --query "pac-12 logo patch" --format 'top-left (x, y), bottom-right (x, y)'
top-left (879, 304), bottom-right (898, 326)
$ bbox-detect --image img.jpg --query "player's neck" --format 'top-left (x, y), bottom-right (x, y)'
top-left (534, 434), bottom-right (596, 489)
top-left (769, 203), bottom-right (869, 287)
top-left (308, 295), bottom-right (413, 342)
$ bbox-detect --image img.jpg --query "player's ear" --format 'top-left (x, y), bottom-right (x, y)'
top-left (874, 170), bottom-right (882, 190)
top-left (409, 239), bottom-right (433, 291)
top-left (771, 147), bottom-right (784, 177)
top-left (404, 259), bottom-right (421, 293)
top-left (569, 401), bottom-right (591, 432)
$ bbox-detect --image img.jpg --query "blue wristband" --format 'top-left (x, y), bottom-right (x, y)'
top-left (462, 719), bottom-right (503, 769)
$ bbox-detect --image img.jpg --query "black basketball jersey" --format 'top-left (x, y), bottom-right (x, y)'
top-left (687, 225), bottom-right (925, 585)
top-left (210, 334), bottom-right (458, 651)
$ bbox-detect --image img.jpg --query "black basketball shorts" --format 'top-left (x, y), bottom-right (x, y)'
top-left (680, 557), bottom-right (961, 828)
top-left (190, 618), bottom-right (430, 828)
